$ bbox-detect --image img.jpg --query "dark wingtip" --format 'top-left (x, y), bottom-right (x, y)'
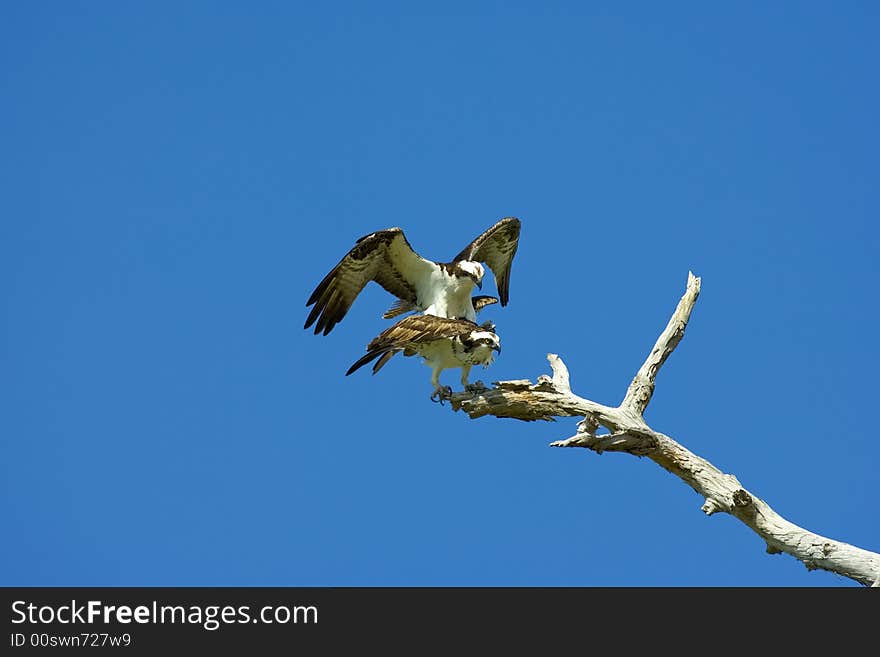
top-left (305, 284), bottom-right (325, 307)
top-left (304, 298), bottom-right (325, 332)
top-left (346, 349), bottom-right (383, 376)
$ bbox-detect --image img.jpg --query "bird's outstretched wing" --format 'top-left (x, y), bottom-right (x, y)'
top-left (305, 228), bottom-right (437, 335)
top-left (345, 315), bottom-right (477, 376)
top-left (452, 216), bottom-right (521, 306)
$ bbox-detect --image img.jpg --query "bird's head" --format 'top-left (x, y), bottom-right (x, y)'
top-left (456, 261), bottom-right (485, 289)
top-left (468, 329), bottom-right (501, 355)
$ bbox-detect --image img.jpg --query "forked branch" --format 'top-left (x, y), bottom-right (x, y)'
top-left (449, 272), bottom-right (880, 587)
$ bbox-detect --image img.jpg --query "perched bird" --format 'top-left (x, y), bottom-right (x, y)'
top-left (345, 314), bottom-right (502, 402)
top-left (372, 294), bottom-right (499, 371)
top-left (305, 217), bottom-right (520, 335)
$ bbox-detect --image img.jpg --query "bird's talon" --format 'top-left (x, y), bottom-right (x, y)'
top-left (430, 386), bottom-right (453, 404)
top-left (430, 386), bottom-right (452, 404)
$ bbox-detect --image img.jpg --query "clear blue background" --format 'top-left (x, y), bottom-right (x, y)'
top-left (2, 2), bottom-right (877, 587)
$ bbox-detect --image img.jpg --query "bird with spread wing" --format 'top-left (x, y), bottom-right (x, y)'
top-left (304, 217), bottom-right (520, 335)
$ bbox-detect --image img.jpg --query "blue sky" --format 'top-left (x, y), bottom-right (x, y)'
top-left (2, 2), bottom-right (877, 587)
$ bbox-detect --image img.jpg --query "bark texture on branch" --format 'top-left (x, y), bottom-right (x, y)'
top-left (449, 271), bottom-right (880, 587)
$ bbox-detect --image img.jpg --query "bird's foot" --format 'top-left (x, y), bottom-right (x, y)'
top-left (464, 381), bottom-right (487, 394)
top-left (430, 385), bottom-right (454, 405)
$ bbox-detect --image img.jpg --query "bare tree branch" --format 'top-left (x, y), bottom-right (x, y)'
top-left (449, 272), bottom-right (880, 587)
top-left (621, 270), bottom-right (701, 416)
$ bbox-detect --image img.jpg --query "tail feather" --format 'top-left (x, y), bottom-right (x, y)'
top-left (371, 349), bottom-right (400, 374)
top-left (346, 349), bottom-right (389, 376)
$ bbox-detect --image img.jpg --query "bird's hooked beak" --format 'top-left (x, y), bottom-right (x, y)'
top-left (472, 274), bottom-right (483, 290)
top-left (493, 344), bottom-right (501, 354)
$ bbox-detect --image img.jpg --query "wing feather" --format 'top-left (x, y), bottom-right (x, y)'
top-left (382, 299), bottom-right (417, 319)
top-left (452, 217), bottom-right (521, 306)
top-left (371, 349), bottom-right (400, 374)
top-left (305, 228), bottom-right (437, 335)
top-left (371, 314), bottom-right (476, 349)
top-left (471, 295), bottom-right (499, 314)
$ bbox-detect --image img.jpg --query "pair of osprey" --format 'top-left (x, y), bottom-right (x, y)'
top-left (304, 217), bottom-right (521, 401)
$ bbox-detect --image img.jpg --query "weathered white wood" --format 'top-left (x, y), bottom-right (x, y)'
top-left (450, 272), bottom-right (880, 587)
top-left (547, 353), bottom-right (571, 393)
top-left (621, 271), bottom-right (701, 416)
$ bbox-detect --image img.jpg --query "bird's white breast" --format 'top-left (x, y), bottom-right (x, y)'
top-left (460, 344), bottom-right (496, 367)
top-left (417, 339), bottom-right (465, 370)
top-left (421, 269), bottom-right (476, 321)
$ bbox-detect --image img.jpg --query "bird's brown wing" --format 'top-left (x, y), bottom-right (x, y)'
top-left (366, 314), bottom-right (477, 351)
top-left (452, 217), bottom-right (521, 306)
top-left (305, 228), bottom-right (437, 335)
top-left (346, 315), bottom-right (477, 376)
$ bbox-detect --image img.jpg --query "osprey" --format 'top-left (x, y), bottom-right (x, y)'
top-left (345, 314), bottom-right (502, 402)
top-left (305, 217), bottom-right (520, 335)
top-left (372, 294), bottom-right (499, 371)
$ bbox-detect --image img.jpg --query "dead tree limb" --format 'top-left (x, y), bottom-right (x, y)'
top-left (449, 271), bottom-right (880, 587)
